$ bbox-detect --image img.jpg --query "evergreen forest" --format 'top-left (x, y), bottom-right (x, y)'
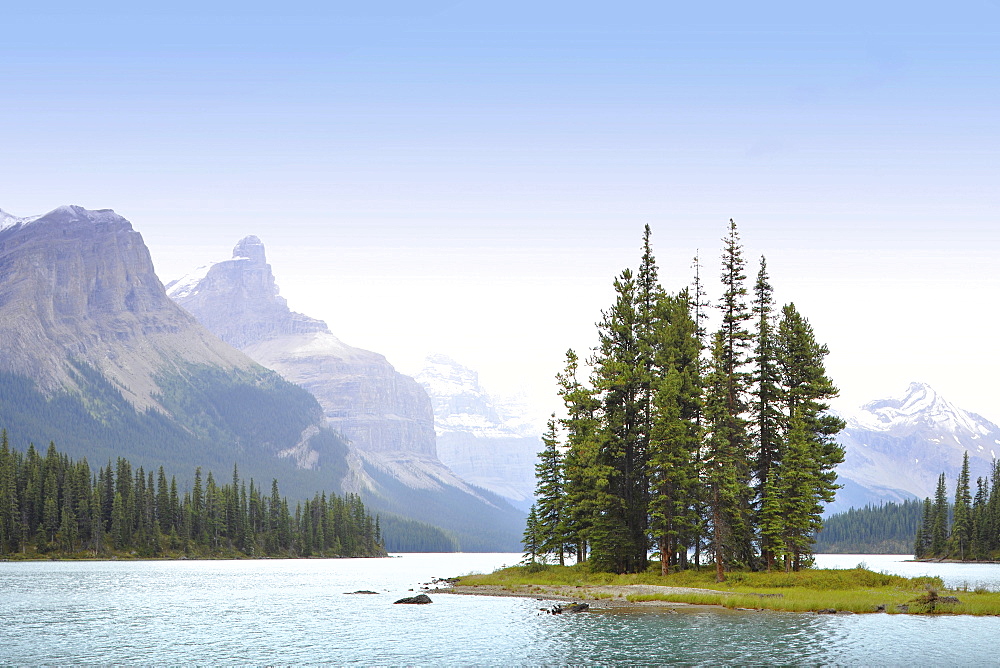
top-left (915, 453), bottom-right (1000, 561)
top-left (524, 221), bottom-right (845, 579)
top-left (0, 431), bottom-right (386, 559)
top-left (813, 500), bottom-right (923, 554)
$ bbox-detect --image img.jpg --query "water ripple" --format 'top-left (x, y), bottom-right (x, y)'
top-left (3, 556), bottom-right (1000, 665)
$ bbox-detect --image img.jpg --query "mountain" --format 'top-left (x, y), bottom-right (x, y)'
top-left (831, 382), bottom-right (998, 513)
top-left (0, 205), bottom-right (350, 490)
top-left (166, 237), bottom-right (525, 549)
top-left (414, 354), bottom-right (542, 510)
top-left (166, 235), bottom-right (436, 457)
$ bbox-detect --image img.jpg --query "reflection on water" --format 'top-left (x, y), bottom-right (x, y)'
top-left (2, 553), bottom-right (999, 665)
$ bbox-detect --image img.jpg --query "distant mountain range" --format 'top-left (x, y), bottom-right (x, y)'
top-left (414, 354), bottom-right (541, 510)
top-left (166, 235), bottom-right (526, 548)
top-left (831, 382), bottom-right (999, 513)
top-left (0, 206), bottom-right (523, 551)
top-left (6, 205), bottom-right (981, 543)
top-left (0, 206), bottom-right (349, 492)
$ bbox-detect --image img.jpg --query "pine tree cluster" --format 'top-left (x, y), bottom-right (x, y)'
top-left (0, 432), bottom-right (386, 559)
top-left (525, 222), bottom-right (845, 578)
top-left (915, 453), bottom-right (1000, 561)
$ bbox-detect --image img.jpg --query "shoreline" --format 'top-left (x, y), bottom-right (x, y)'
top-left (431, 583), bottom-right (769, 613)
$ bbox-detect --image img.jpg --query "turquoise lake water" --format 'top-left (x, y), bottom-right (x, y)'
top-left (2, 553), bottom-right (999, 665)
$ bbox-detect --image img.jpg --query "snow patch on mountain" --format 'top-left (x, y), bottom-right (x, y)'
top-left (164, 262), bottom-right (220, 299)
top-left (851, 381), bottom-right (991, 436)
top-left (416, 353), bottom-right (539, 439)
top-left (0, 208), bottom-right (42, 231)
top-left (832, 382), bottom-right (1000, 514)
top-left (414, 354), bottom-right (542, 509)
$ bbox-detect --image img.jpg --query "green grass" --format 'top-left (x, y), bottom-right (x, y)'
top-left (456, 562), bottom-right (1000, 615)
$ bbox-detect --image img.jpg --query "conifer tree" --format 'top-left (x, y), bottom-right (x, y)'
top-left (703, 332), bottom-right (745, 581)
top-left (701, 221), bottom-right (757, 577)
top-left (522, 505), bottom-right (541, 563)
top-left (751, 258), bottom-right (783, 568)
top-left (916, 497), bottom-right (933, 558)
top-left (590, 268), bottom-right (649, 573)
top-left (647, 291), bottom-right (702, 574)
top-left (931, 473), bottom-right (949, 556)
top-left (951, 452), bottom-right (972, 559)
top-left (534, 416), bottom-right (567, 565)
top-left (689, 252), bottom-right (711, 568)
top-left (971, 476), bottom-right (988, 560)
top-left (556, 349), bottom-right (603, 563)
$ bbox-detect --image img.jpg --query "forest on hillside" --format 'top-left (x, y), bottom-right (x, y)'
top-left (525, 222), bottom-right (845, 579)
top-left (813, 500), bottom-right (923, 554)
top-left (0, 431), bottom-right (386, 559)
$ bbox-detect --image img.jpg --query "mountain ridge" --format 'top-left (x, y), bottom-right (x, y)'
top-left (832, 382), bottom-right (998, 513)
top-left (166, 235), bottom-right (525, 548)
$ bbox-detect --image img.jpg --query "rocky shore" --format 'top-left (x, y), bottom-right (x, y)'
top-left (429, 583), bottom-right (738, 611)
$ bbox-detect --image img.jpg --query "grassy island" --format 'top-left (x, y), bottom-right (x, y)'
top-left (454, 562), bottom-right (1000, 616)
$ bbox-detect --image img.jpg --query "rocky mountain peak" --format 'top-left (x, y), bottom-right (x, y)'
top-left (0, 204), bottom-right (256, 409)
top-left (167, 236), bottom-right (326, 348)
top-left (170, 238), bottom-right (438, 458)
top-left (832, 382), bottom-right (1000, 513)
top-left (413, 354), bottom-right (542, 509)
top-left (851, 381), bottom-right (989, 437)
top-left (233, 235), bottom-right (266, 265)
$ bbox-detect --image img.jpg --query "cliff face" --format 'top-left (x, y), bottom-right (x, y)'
top-left (167, 237), bottom-right (437, 457)
top-left (0, 206), bottom-right (254, 410)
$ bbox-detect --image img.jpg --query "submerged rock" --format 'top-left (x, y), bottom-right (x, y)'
top-left (544, 602), bottom-right (589, 614)
top-left (394, 594), bottom-right (433, 605)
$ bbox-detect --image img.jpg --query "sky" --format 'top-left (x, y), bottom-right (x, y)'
top-left (2, 1), bottom-right (999, 424)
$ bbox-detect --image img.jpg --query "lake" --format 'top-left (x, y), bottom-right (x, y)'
top-left (2, 553), bottom-right (999, 665)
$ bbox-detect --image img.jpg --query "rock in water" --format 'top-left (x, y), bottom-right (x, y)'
top-left (394, 594), bottom-right (433, 605)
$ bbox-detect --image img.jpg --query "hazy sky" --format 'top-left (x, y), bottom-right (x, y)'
top-left (3, 2), bottom-right (999, 422)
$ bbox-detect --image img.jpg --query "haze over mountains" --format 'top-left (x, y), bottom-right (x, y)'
top-left (414, 354), bottom-right (541, 510)
top-left (0, 205), bottom-right (349, 487)
top-left (0, 206), bottom-right (524, 550)
top-left (3, 204), bottom-right (997, 546)
top-left (165, 234), bottom-right (526, 548)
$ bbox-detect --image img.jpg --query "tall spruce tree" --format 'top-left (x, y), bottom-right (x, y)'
top-left (751, 258), bottom-right (783, 568)
top-left (767, 302), bottom-right (845, 569)
top-left (534, 416), bottom-right (567, 565)
top-left (931, 473), bottom-right (949, 556)
top-left (951, 452), bottom-right (972, 559)
top-left (590, 268), bottom-right (649, 573)
top-left (647, 290), bottom-right (702, 574)
top-left (704, 220), bottom-right (755, 578)
top-left (689, 251), bottom-right (711, 569)
top-left (556, 349), bottom-right (603, 563)
top-left (522, 505), bottom-right (541, 564)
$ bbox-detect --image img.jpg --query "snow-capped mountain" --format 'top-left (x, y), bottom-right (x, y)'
top-left (415, 354), bottom-right (542, 510)
top-left (0, 208), bottom-right (41, 231)
top-left (832, 382), bottom-right (999, 513)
